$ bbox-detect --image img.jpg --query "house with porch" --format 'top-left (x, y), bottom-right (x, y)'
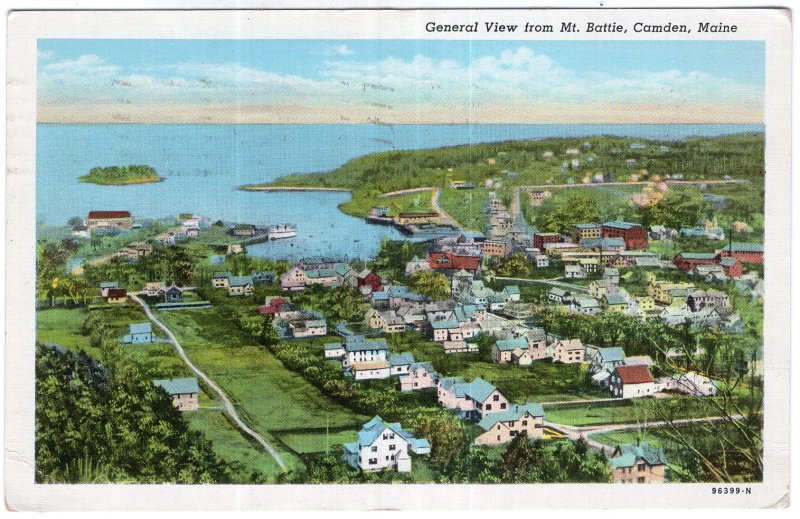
top-left (342, 416), bottom-right (430, 473)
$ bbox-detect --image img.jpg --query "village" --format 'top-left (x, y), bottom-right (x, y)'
top-left (35, 135), bottom-right (765, 484)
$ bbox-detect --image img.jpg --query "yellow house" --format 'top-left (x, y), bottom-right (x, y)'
top-left (474, 403), bottom-right (545, 446)
top-left (647, 280), bottom-right (695, 305)
top-left (636, 296), bottom-right (656, 312)
top-left (603, 293), bottom-right (630, 313)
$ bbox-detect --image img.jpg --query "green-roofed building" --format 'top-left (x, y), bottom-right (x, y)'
top-left (152, 377), bottom-right (200, 411)
top-left (609, 442), bottom-right (668, 483)
top-left (475, 402), bottom-right (545, 446)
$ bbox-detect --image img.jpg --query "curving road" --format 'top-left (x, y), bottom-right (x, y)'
top-left (546, 414), bottom-right (747, 451)
top-left (129, 294), bottom-right (288, 471)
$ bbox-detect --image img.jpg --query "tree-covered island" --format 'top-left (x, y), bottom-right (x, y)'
top-left (80, 165), bottom-right (163, 185)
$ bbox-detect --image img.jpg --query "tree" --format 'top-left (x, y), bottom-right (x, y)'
top-left (35, 343), bottom-right (238, 483)
top-left (409, 270), bottom-right (450, 301)
top-left (67, 216), bottom-right (84, 229)
top-left (260, 314), bottom-right (279, 348)
top-left (493, 253), bottom-right (533, 278)
top-left (499, 432), bottom-right (541, 481)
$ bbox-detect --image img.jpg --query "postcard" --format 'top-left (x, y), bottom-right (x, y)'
top-left (4, 6), bottom-right (792, 511)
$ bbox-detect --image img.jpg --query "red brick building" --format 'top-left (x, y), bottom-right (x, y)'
top-left (673, 252), bottom-right (718, 272)
top-left (673, 252), bottom-right (744, 278)
top-left (717, 242), bottom-right (764, 265)
top-left (533, 232), bottom-right (563, 250)
top-left (601, 221), bottom-right (648, 250)
top-left (428, 251), bottom-right (480, 271)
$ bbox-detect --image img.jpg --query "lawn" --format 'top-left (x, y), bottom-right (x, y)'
top-left (544, 395), bottom-right (751, 426)
top-left (277, 428), bottom-right (359, 454)
top-left (186, 409), bottom-right (288, 482)
top-left (437, 187), bottom-right (491, 232)
top-left (155, 309), bottom-right (369, 464)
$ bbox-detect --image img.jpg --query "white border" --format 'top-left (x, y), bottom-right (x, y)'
top-left (4, 5), bottom-right (792, 511)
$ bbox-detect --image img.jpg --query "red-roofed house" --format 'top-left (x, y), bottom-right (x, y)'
top-left (106, 288), bottom-right (128, 304)
top-left (87, 210), bottom-right (133, 231)
top-left (356, 270), bottom-right (383, 293)
top-left (610, 364), bottom-right (657, 399)
top-left (257, 297), bottom-right (289, 315)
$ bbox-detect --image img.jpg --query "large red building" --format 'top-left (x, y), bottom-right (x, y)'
top-left (673, 252), bottom-right (744, 278)
top-left (428, 251), bottom-right (480, 271)
top-left (601, 221), bottom-right (648, 250)
top-left (717, 242), bottom-right (764, 265)
top-left (673, 252), bottom-right (718, 272)
top-left (533, 232), bottom-right (563, 250)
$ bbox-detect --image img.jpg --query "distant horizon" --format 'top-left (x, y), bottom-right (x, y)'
top-left (38, 39), bottom-right (764, 124)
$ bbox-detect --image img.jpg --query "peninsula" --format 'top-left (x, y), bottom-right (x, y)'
top-left (79, 165), bottom-right (163, 185)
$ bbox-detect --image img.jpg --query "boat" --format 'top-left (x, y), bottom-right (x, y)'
top-left (267, 223), bottom-right (298, 240)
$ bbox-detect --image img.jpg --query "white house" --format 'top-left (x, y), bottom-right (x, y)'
top-left (342, 416), bottom-right (430, 473)
top-left (610, 365), bottom-right (658, 399)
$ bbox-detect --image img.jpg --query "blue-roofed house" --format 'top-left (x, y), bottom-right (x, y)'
top-left (251, 271), bottom-right (276, 286)
top-left (437, 377), bottom-right (509, 421)
top-left (164, 285), bottom-right (183, 303)
top-left (120, 322), bottom-right (153, 344)
top-left (475, 403), bottom-right (545, 445)
top-left (227, 275), bottom-right (254, 296)
top-left (342, 416), bottom-right (430, 473)
top-left (388, 352), bottom-right (415, 377)
top-left (152, 377), bottom-right (200, 411)
top-left (609, 442), bottom-right (667, 483)
top-left (491, 337), bottom-right (532, 365)
top-left (501, 285), bottom-right (521, 302)
top-left (590, 347), bottom-right (627, 382)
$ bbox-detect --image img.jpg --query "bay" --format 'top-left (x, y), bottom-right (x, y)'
top-left (37, 123), bottom-right (763, 260)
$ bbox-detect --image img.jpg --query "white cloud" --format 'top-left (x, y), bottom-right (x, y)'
top-left (37, 49), bottom-right (54, 61)
top-left (37, 46), bottom-right (762, 112)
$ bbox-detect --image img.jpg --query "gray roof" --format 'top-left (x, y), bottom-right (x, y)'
top-left (129, 322), bottom-right (152, 335)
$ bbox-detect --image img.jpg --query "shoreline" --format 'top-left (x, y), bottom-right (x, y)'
top-left (79, 177), bottom-right (165, 186)
top-left (239, 185), bottom-right (351, 193)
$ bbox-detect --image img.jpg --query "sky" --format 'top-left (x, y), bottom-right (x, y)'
top-left (37, 39), bottom-right (765, 124)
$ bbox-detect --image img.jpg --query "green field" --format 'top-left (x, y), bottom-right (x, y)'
top-left (37, 307), bottom-right (296, 479)
top-left (185, 410), bottom-right (286, 481)
top-left (544, 396), bottom-right (747, 426)
top-left (437, 187), bottom-right (491, 232)
top-left (155, 309), bottom-right (369, 466)
top-left (278, 428), bottom-right (359, 454)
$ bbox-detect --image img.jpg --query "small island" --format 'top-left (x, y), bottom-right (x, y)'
top-left (79, 165), bottom-right (163, 185)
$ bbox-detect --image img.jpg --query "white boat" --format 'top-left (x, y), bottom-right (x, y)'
top-left (267, 223), bottom-right (297, 240)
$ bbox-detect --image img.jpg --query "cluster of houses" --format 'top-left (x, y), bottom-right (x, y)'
top-left (212, 270), bottom-right (276, 296)
top-left (280, 257), bottom-right (382, 293)
top-left (545, 269), bottom-right (746, 334)
top-left (323, 334), bottom-right (427, 383)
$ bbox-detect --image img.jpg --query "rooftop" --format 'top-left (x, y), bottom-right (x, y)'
top-left (477, 403), bottom-right (545, 431)
top-left (615, 364), bottom-right (655, 384)
top-left (152, 377), bottom-right (200, 395)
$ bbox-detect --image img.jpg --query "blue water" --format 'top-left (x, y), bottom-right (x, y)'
top-left (37, 123), bottom-right (763, 260)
